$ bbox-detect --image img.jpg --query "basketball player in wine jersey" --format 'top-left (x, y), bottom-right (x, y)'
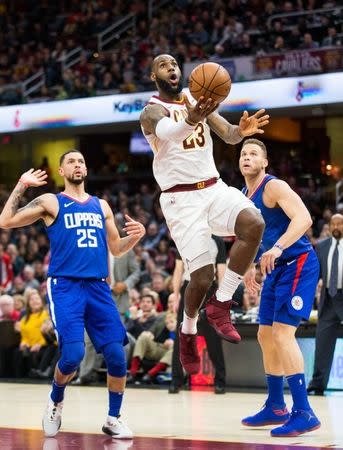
top-left (140, 54), bottom-right (269, 374)
top-left (0, 150), bottom-right (145, 439)
top-left (239, 139), bottom-right (320, 436)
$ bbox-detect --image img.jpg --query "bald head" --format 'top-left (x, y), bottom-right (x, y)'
top-left (330, 213), bottom-right (343, 240)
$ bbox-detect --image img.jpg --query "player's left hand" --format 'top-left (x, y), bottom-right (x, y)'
top-left (260, 246), bottom-right (283, 276)
top-left (238, 109), bottom-right (270, 137)
top-left (123, 214), bottom-right (145, 240)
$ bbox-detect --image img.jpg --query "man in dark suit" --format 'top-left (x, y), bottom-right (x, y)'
top-left (308, 213), bottom-right (343, 395)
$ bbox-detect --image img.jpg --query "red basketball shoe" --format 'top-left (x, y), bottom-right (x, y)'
top-left (205, 294), bottom-right (241, 343)
top-left (178, 325), bottom-right (200, 375)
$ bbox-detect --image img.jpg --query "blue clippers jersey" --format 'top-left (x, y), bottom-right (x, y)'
top-left (46, 193), bottom-right (108, 278)
top-left (243, 175), bottom-right (312, 262)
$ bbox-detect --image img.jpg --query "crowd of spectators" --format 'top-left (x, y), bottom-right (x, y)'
top-left (0, 155), bottom-right (339, 383)
top-left (0, 0), bottom-right (342, 105)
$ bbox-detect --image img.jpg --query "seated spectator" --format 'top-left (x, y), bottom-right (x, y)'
top-left (6, 244), bottom-right (25, 277)
top-left (124, 293), bottom-right (157, 339)
top-left (30, 319), bottom-right (58, 379)
top-left (13, 289), bottom-right (49, 377)
top-left (22, 265), bottom-right (40, 290)
top-left (322, 26), bottom-right (341, 47)
top-left (141, 221), bottom-right (163, 250)
top-left (127, 312), bottom-right (177, 384)
top-left (300, 32), bottom-right (319, 49)
top-left (0, 294), bottom-right (20, 321)
top-left (13, 294), bottom-right (26, 319)
top-left (151, 272), bottom-right (170, 310)
top-left (9, 276), bottom-right (25, 296)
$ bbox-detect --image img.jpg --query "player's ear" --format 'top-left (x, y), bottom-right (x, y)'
top-left (151, 71), bottom-right (156, 82)
top-left (58, 167), bottom-right (64, 176)
top-left (263, 158), bottom-right (268, 168)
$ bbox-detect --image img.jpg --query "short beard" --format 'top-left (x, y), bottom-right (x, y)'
top-left (66, 175), bottom-right (86, 185)
top-left (332, 229), bottom-right (342, 240)
top-left (155, 76), bottom-right (183, 97)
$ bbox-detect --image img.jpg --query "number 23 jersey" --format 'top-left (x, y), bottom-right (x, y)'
top-left (46, 193), bottom-right (108, 279)
top-left (142, 93), bottom-right (219, 191)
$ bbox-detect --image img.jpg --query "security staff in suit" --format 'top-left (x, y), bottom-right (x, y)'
top-left (308, 213), bottom-right (343, 395)
top-left (169, 235), bottom-right (227, 394)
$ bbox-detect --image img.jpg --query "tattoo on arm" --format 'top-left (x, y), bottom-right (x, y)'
top-left (10, 185), bottom-right (27, 216)
top-left (16, 197), bottom-right (43, 216)
top-left (140, 104), bottom-right (168, 134)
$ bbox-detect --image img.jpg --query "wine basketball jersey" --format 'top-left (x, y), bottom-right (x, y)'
top-left (141, 93), bottom-right (219, 191)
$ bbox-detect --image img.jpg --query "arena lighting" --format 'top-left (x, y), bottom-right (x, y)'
top-left (326, 164), bottom-right (332, 170)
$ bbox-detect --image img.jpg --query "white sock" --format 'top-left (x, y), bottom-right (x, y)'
top-left (216, 268), bottom-right (243, 302)
top-left (181, 311), bottom-right (198, 334)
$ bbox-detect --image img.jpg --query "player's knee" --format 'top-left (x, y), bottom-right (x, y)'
top-left (235, 208), bottom-right (265, 244)
top-left (190, 264), bottom-right (214, 292)
top-left (59, 342), bottom-right (85, 375)
top-left (102, 342), bottom-right (127, 378)
top-left (257, 327), bottom-right (271, 348)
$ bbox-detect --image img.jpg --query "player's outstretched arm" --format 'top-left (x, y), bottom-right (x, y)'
top-left (0, 169), bottom-right (56, 229)
top-left (207, 109), bottom-right (270, 144)
top-left (101, 200), bottom-right (145, 257)
top-left (260, 179), bottom-right (312, 275)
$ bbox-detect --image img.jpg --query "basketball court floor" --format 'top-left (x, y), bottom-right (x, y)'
top-left (0, 382), bottom-right (342, 450)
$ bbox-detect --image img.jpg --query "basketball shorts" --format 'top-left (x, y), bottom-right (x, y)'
top-left (159, 179), bottom-right (255, 272)
top-left (46, 277), bottom-right (128, 352)
top-left (258, 249), bottom-right (319, 327)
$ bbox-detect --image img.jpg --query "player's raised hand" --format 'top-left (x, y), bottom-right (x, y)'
top-left (260, 246), bottom-right (283, 276)
top-left (243, 266), bottom-right (261, 294)
top-left (185, 96), bottom-right (218, 125)
top-left (238, 109), bottom-right (270, 137)
top-left (123, 214), bottom-right (145, 240)
top-left (19, 169), bottom-right (48, 188)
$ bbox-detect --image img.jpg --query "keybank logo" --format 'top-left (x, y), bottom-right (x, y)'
top-left (113, 99), bottom-right (148, 113)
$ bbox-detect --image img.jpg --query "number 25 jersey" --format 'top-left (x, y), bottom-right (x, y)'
top-left (142, 93), bottom-right (219, 191)
top-left (46, 193), bottom-right (108, 279)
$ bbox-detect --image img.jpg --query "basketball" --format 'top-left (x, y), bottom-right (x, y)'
top-left (188, 62), bottom-right (231, 103)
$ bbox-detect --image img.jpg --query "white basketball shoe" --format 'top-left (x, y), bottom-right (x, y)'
top-left (102, 416), bottom-right (133, 439)
top-left (42, 398), bottom-right (63, 437)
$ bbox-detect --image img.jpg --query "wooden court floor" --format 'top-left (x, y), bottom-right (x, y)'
top-left (0, 382), bottom-right (342, 450)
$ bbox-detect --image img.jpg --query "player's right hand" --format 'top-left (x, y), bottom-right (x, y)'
top-left (185, 96), bottom-right (218, 125)
top-left (243, 266), bottom-right (261, 294)
top-left (19, 168), bottom-right (48, 187)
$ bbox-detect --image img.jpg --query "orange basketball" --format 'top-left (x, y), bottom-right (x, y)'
top-left (188, 62), bottom-right (231, 103)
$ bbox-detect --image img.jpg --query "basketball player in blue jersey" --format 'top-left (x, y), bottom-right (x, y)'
top-left (0, 150), bottom-right (145, 439)
top-left (239, 139), bottom-right (320, 437)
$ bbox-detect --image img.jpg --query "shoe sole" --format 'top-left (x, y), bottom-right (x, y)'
top-left (271, 423), bottom-right (321, 437)
top-left (242, 419), bottom-right (288, 427)
top-left (102, 425), bottom-right (133, 439)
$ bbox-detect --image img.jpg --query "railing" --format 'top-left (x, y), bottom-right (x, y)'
top-left (22, 70), bottom-right (45, 97)
top-left (267, 6), bottom-right (343, 29)
top-left (336, 179), bottom-right (343, 210)
top-left (97, 13), bottom-right (136, 52)
top-left (59, 46), bottom-right (83, 71)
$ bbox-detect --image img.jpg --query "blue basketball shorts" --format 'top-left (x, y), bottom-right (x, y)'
top-left (46, 277), bottom-right (128, 352)
top-left (258, 249), bottom-right (319, 327)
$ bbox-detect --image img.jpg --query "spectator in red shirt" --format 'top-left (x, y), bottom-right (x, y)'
top-left (0, 243), bottom-right (13, 293)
